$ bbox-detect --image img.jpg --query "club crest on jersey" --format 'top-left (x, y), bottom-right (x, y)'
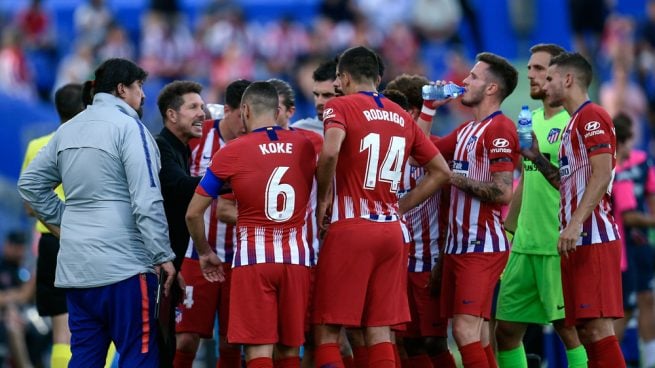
top-left (465, 135), bottom-right (477, 151)
top-left (547, 128), bottom-right (561, 144)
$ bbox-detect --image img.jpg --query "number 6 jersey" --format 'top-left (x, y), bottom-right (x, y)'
top-left (322, 92), bottom-right (440, 223)
top-left (196, 126), bottom-right (318, 267)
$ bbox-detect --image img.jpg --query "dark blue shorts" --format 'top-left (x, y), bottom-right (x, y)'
top-left (67, 273), bottom-right (159, 367)
top-left (622, 244), bottom-right (655, 310)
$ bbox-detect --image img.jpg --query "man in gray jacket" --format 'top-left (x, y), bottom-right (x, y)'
top-left (18, 58), bottom-right (176, 368)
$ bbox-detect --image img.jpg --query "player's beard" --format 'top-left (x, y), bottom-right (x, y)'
top-left (461, 89), bottom-right (483, 107)
top-left (530, 87), bottom-right (546, 100)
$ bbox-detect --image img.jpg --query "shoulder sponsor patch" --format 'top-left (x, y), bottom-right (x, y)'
top-left (585, 121), bottom-right (601, 131)
top-left (323, 108), bottom-right (335, 120)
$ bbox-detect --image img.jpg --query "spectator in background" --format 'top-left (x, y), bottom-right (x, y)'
top-left (15, 0), bottom-right (55, 51)
top-left (21, 83), bottom-right (85, 368)
top-left (18, 58), bottom-right (176, 367)
top-left (96, 22), bottom-right (136, 62)
top-left (600, 58), bottom-right (648, 149)
top-left (258, 17), bottom-right (310, 77)
top-left (51, 42), bottom-right (95, 96)
top-left (140, 13), bottom-right (195, 83)
top-left (611, 113), bottom-right (655, 368)
top-left (0, 28), bottom-right (36, 101)
top-left (155, 80), bottom-right (207, 367)
top-left (568, 0), bottom-right (609, 63)
top-left (0, 231), bottom-right (36, 368)
top-left (381, 23), bottom-right (425, 79)
top-left (74, 0), bottom-right (114, 48)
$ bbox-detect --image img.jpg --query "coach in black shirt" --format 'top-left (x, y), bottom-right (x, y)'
top-left (155, 80), bottom-right (206, 367)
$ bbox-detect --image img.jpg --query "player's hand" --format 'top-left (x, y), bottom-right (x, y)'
top-left (157, 261), bottom-right (177, 298)
top-left (558, 222), bottom-right (581, 258)
top-left (176, 272), bottom-right (187, 300)
top-left (425, 80), bottom-right (457, 109)
top-left (316, 200), bottom-right (331, 240)
top-left (520, 131), bottom-right (541, 161)
top-left (427, 260), bottom-right (443, 297)
top-left (199, 251), bottom-right (225, 283)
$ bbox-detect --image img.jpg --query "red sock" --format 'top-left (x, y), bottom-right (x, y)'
top-left (458, 342), bottom-right (488, 368)
top-left (248, 357), bottom-right (274, 368)
top-left (343, 355), bottom-right (355, 368)
top-left (218, 347), bottom-right (243, 368)
top-left (352, 346), bottom-right (368, 368)
top-left (368, 342), bottom-right (395, 368)
top-left (483, 345), bottom-right (497, 368)
top-left (407, 354), bottom-right (433, 368)
top-left (275, 357), bottom-right (300, 368)
top-left (316, 343), bottom-right (345, 368)
top-left (392, 344), bottom-right (401, 368)
top-left (583, 343), bottom-right (597, 368)
top-left (592, 336), bottom-right (626, 368)
top-left (173, 350), bottom-right (196, 368)
top-left (430, 351), bottom-right (456, 368)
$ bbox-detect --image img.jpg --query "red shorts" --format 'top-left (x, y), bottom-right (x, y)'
top-left (440, 251), bottom-right (508, 320)
top-left (561, 240), bottom-right (624, 327)
top-left (175, 258), bottom-right (232, 338)
top-left (228, 263), bottom-right (311, 346)
top-left (312, 218), bottom-right (410, 327)
top-left (404, 272), bottom-right (447, 337)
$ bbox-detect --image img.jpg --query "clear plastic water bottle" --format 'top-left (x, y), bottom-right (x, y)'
top-left (206, 103), bottom-right (224, 120)
top-left (517, 105), bottom-right (533, 150)
top-left (421, 83), bottom-right (466, 100)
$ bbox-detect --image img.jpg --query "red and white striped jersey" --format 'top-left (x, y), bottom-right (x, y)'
top-left (398, 136), bottom-right (443, 272)
top-left (185, 119), bottom-right (236, 263)
top-left (436, 112), bottom-right (519, 254)
top-left (197, 126), bottom-right (318, 267)
top-left (558, 101), bottom-right (619, 245)
top-left (323, 92), bottom-right (440, 225)
top-left (293, 127), bottom-right (323, 265)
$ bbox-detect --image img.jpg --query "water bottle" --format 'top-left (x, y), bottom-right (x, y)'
top-left (517, 105), bottom-right (533, 150)
top-left (206, 103), bottom-right (224, 120)
top-left (421, 82), bottom-right (466, 100)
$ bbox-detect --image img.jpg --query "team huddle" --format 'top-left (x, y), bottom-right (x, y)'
top-left (18, 44), bottom-right (630, 368)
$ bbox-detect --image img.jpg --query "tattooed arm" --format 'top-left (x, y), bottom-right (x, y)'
top-left (450, 170), bottom-right (514, 204)
top-left (521, 131), bottom-right (560, 189)
top-left (531, 154), bottom-right (561, 189)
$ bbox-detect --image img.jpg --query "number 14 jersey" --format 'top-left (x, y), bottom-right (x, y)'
top-left (322, 92), bottom-right (440, 224)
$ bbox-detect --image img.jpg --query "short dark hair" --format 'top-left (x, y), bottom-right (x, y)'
top-left (476, 52), bottom-right (518, 100)
top-left (529, 43), bottom-right (567, 57)
top-left (382, 89), bottom-right (409, 111)
top-left (313, 60), bottom-right (337, 82)
top-left (385, 74), bottom-right (429, 111)
top-left (54, 83), bottom-right (84, 123)
top-left (549, 52), bottom-right (593, 88)
top-left (613, 112), bottom-right (633, 144)
top-left (337, 46), bottom-right (380, 84)
top-left (267, 78), bottom-right (295, 109)
top-left (156, 80), bottom-right (203, 120)
top-left (82, 58), bottom-right (147, 106)
top-left (241, 81), bottom-right (279, 117)
top-left (225, 79), bottom-right (252, 109)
